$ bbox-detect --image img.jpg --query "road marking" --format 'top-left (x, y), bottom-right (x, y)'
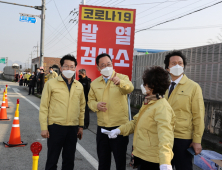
top-left (1, 88), bottom-right (4, 92)
top-left (12, 88), bottom-right (98, 170)
top-left (12, 88), bottom-right (20, 92)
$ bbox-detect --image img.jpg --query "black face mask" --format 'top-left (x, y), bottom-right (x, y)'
top-left (78, 75), bottom-right (83, 79)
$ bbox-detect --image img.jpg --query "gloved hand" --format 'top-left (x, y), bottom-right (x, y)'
top-left (160, 164), bottom-right (172, 170)
top-left (108, 129), bottom-right (120, 139)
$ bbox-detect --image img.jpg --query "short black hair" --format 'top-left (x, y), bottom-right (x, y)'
top-left (96, 53), bottom-right (112, 66)
top-left (142, 66), bottom-right (170, 95)
top-left (164, 50), bottom-right (187, 69)
top-left (49, 67), bottom-right (53, 69)
top-left (60, 54), bottom-right (77, 66)
top-left (37, 68), bottom-right (40, 70)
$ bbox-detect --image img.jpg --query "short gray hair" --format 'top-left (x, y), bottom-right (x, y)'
top-left (79, 69), bottom-right (86, 75)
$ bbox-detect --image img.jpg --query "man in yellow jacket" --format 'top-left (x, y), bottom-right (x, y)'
top-left (164, 50), bottom-right (205, 170)
top-left (88, 53), bottom-right (134, 170)
top-left (39, 54), bottom-right (85, 170)
top-left (45, 67), bottom-right (58, 80)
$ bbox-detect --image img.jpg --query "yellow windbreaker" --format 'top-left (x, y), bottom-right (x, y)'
top-left (119, 98), bottom-right (175, 165)
top-left (165, 74), bottom-right (205, 143)
top-left (88, 71), bottom-right (134, 127)
top-left (45, 71), bottom-right (58, 80)
top-left (39, 75), bottom-right (86, 130)
top-left (26, 74), bottom-right (31, 80)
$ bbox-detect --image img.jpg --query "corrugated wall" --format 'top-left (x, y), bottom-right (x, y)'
top-left (132, 43), bottom-right (222, 102)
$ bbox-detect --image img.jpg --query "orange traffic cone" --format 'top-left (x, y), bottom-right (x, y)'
top-left (3, 99), bottom-right (27, 147)
top-left (5, 85), bottom-right (9, 108)
top-left (0, 91), bottom-right (9, 121)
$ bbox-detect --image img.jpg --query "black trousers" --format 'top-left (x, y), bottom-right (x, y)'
top-left (171, 138), bottom-right (193, 170)
top-left (45, 124), bottom-right (78, 170)
top-left (40, 83), bottom-right (44, 94)
top-left (29, 86), bottom-right (34, 95)
top-left (134, 156), bottom-right (159, 170)
top-left (84, 104), bottom-right (89, 128)
top-left (97, 126), bottom-right (129, 170)
top-left (37, 82), bottom-right (40, 93)
top-left (24, 79), bottom-right (27, 86)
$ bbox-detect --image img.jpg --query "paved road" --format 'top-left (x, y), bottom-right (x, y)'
top-left (0, 80), bottom-right (202, 170)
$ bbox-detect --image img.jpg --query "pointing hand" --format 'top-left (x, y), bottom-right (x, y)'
top-left (110, 73), bottom-right (120, 85)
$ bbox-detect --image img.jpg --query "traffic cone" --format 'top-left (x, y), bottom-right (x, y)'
top-left (3, 99), bottom-right (27, 147)
top-left (5, 85), bottom-right (9, 108)
top-left (0, 91), bottom-right (9, 121)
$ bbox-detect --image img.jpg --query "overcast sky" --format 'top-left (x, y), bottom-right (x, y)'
top-left (1, 0), bottom-right (222, 67)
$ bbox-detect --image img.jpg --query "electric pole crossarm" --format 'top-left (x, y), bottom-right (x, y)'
top-left (0, 0), bottom-right (35, 8)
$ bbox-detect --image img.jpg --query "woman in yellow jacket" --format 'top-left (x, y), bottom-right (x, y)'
top-left (106, 66), bottom-right (175, 170)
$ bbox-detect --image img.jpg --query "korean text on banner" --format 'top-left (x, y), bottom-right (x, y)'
top-left (76, 5), bottom-right (136, 81)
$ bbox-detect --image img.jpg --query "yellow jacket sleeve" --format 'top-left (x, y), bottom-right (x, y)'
top-left (88, 85), bottom-right (99, 112)
top-left (118, 75), bottom-right (134, 95)
top-left (154, 106), bottom-right (174, 165)
top-left (54, 72), bottom-right (58, 78)
top-left (39, 82), bottom-right (51, 130)
top-left (118, 113), bottom-right (139, 136)
top-left (79, 89), bottom-right (86, 126)
top-left (192, 85), bottom-right (205, 143)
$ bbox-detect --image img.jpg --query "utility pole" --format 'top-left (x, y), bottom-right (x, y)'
top-left (40, 0), bottom-right (45, 68)
top-left (33, 42), bottom-right (39, 58)
top-left (30, 52), bottom-right (32, 71)
top-left (6, 57), bottom-right (8, 66)
top-left (82, 0), bottom-right (85, 5)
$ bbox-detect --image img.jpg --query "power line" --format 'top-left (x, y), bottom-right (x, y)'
top-left (46, 0), bottom-right (53, 5)
top-left (45, 15), bottom-right (73, 43)
top-left (135, 24), bottom-right (222, 31)
top-left (136, 0), bottom-right (170, 15)
top-left (118, 0), bottom-right (188, 6)
top-left (53, 0), bottom-right (75, 41)
top-left (112, 0), bottom-right (125, 7)
top-left (137, 0), bottom-right (218, 29)
top-left (136, 1), bottom-right (180, 21)
top-left (136, 0), bottom-right (222, 33)
top-left (45, 23), bottom-right (77, 52)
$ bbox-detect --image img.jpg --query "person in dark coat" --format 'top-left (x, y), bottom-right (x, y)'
top-left (36, 68), bottom-right (41, 94)
top-left (19, 73), bottom-right (23, 86)
top-left (78, 69), bottom-right (91, 129)
top-left (28, 72), bottom-right (36, 95)
top-left (39, 69), bottom-right (45, 94)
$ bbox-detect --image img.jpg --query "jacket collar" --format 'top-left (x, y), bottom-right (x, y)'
top-left (57, 74), bottom-right (77, 83)
top-left (178, 74), bottom-right (188, 85)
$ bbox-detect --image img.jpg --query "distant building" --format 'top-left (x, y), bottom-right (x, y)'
top-left (31, 57), bottom-right (61, 74)
top-left (134, 48), bottom-right (168, 55)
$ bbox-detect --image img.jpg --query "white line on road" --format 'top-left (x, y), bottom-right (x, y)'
top-left (12, 88), bottom-right (20, 92)
top-left (76, 143), bottom-right (98, 169)
top-left (12, 88), bottom-right (98, 170)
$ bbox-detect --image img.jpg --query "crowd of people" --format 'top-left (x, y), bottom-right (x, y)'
top-left (16, 67), bottom-right (59, 95)
top-left (38, 51), bottom-right (204, 170)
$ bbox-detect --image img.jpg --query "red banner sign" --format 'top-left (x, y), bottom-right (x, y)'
top-left (76, 5), bottom-right (136, 81)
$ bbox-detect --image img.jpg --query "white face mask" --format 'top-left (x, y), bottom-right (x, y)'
top-left (50, 70), bottom-right (53, 73)
top-left (62, 70), bottom-right (75, 79)
top-left (170, 64), bottom-right (184, 76)
top-left (100, 67), bottom-right (113, 77)
top-left (140, 84), bottom-right (147, 95)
